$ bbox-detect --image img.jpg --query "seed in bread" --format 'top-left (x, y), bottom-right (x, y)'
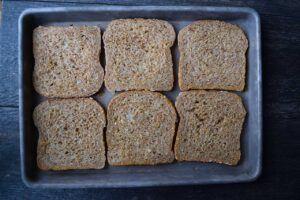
top-left (178, 20), bottom-right (248, 91)
top-left (174, 90), bottom-right (246, 165)
top-left (106, 91), bottom-right (177, 165)
top-left (103, 19), bottom-right (175, 92)
top-left (33, 26), bottom-right (104, 98)
top-left (33, 98), bottom-right (106, 170)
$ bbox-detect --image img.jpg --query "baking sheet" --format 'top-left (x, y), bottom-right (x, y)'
top-left (19, 6), bottom-right (262, 188)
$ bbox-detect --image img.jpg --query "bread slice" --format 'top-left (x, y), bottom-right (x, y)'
top-left (33, 26), bottom-right (104, 98)
top-left (175, 90), bottom-right (246, 165)
top-left (103, 19), bottom-right (175, 92)
top-left (106, 91), bottom-right (176, 165)
top-left (33, 98), bottom-right (106, 170)
top-left (178, 20), bottom-right (248, 91)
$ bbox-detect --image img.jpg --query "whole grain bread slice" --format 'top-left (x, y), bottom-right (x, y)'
top-left (106, 91), bottom-right (177, 165)
top-left (33, 98), bottom-right (106, 170)
top-left (103, 19), bottom-right (175, 92)
top-left (175, 90), bottom-right (246, 165)
top-left (178, 20), bottom-right (248, 91)
top-left (33, 26), bottom-right (104, 98)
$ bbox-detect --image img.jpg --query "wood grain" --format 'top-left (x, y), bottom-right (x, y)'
top-left (0, 0), bottom-right (300, 199)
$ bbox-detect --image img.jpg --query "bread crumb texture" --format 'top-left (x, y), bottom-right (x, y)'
top-left (175, 90), bottom-right (246, 165)
top-left (33, 26), bottom-right (104, 98)
top-left (178, 20), bottom-right (248, 91)
top-left (33, 98), bottom-right (106, 170)
top-left (103, 19), bottom-right (175, 92)
top-left (106, 91), bottom-right (177, 165)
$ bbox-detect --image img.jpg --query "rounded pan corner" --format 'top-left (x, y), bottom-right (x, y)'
top-left (246, 164), bottom-right (262, 182)
top-left (21, 173), bottom-right (38, 188)
top-left (242, 7), bottom-right (260, 24)
top-left (18, 9), bottom-right (36, 42)
top-left (18, 8), bottom-right (35, 24)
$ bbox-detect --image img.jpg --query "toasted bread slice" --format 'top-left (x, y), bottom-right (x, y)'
top-left (33, 98), bottom-right (106, 170)
top-left (178, 20), bottom-right (248, 91)
top-left (103, 19), bottom-right (175, 92)
top-left (33, 26), bottom-right (104, 98)
top-left (106, 91), bottom-right (176, 165)
top-left (175, 90), bottom-right (246, 165)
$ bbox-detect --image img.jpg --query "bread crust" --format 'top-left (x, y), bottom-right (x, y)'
top-left (33, 98), bottom-right (106, 170)
top-left (103, 19), bottom-right (175, 92)
top-left (178, 20), bottom-right (248, 91)
top-left (106, 91), bottom-right (177, 166)
top-left (33, 26), bottom-right (104, 98)
top-left (174, 90), bottom-right (246, 165)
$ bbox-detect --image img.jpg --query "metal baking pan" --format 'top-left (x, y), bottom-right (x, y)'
top-left (19, 6), bottom-right (262, 188)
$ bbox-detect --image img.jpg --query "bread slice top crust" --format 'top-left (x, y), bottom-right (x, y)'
top-left (103, 19), bottom-right (175, 92)
top-left (33, 98), bottom-right (106, 170)
top-left (178, 20), bottom-right (248, 91)
top-left (33, 26), bottom-right (104, 98)
top-left (106, 91), bottom-right (177, 165)
top-left (175, 90), bottom-right (246, 165)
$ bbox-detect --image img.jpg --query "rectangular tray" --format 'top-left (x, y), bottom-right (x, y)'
top-left (19, 6), bottom-right (262, 188)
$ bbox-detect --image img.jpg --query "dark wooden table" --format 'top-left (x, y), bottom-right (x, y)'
top-left (1, 0), bottom-right (299, 199)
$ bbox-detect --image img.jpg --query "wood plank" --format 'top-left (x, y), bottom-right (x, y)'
top-left (0, 107), bottom-right (19, 133)
top-left (262, 14), bottom-right (300, 119)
